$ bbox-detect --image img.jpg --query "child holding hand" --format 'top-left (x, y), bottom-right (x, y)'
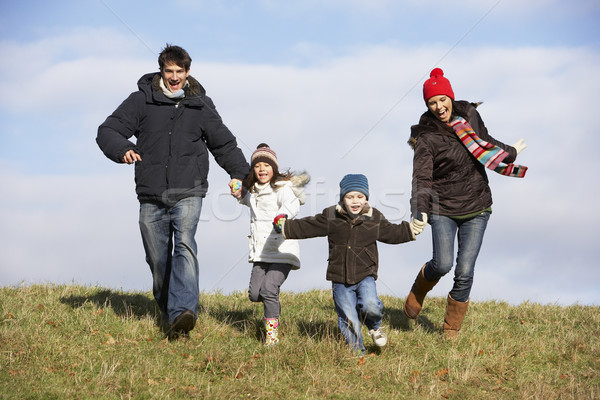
top-left (232, 143), bottom-right (309, 345)
top-left (274, 174), bottom-right (426, 353)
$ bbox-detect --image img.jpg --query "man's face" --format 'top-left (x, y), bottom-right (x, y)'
top-left (161, 62), bottom-right (189, 93)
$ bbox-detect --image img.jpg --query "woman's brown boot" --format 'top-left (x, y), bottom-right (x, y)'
top-left (443, 294), bottom-right (469, 339)
top-left (403, 265), bottom-right (440, 319)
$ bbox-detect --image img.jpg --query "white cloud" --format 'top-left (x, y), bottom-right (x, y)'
top-left (0, 30), bottom-right (154, 113)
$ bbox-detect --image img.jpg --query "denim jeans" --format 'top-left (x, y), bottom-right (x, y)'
top-left (332, 276), bottom-right (383, 353)
top-left (248, 262), bottom-right (292, 319)
top-left (139, 197), bottom-right (203, 324)
top-left (424, 212), bottom-right (490, 302)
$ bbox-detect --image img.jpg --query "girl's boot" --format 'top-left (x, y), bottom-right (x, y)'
top-left (403, 265), bottom-right (440, 319)
top-left (443, 294), bottom-right (469, 339)
top-left (263, 317), bottom-right (279, 345)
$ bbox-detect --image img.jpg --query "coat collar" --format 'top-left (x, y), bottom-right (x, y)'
top-left (335, 202), bottom-right (373, 219)
top-left (137, 73), bottom-right (207, 106)
top-left (151, 73), bottom-right (204, 97)
top-left (252, 182), bottom-right (274, 195)
top-left (408, 100), bottom-right (480, 149)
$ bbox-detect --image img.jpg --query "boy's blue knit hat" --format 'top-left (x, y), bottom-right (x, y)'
top-left (339, 174), bottom-right (369, 201)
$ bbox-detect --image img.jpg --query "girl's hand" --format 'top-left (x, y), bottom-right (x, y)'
top-left (229, 179), bottom-right (243, 199)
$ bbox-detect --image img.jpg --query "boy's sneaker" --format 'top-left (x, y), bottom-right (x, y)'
top-left (369, 328), bottom-right (387, 347)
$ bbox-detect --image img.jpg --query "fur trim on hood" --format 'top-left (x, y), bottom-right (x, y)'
top-left (335, 202), bottom-right (373, 217)
top-left (275, 172), bottom-right (310, 205)
top-left (152, 74), bottom-right (204, 97)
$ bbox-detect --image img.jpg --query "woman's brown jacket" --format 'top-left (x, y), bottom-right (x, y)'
top-left (408, 101), bottom-right (517, 217)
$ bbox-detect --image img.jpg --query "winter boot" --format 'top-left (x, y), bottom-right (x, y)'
top-left (263, 317), bottom-right (279, 345)
top-left (403, 265), bottom-right (440, 319)
top-left (443, 294), bottom-right (469, 339)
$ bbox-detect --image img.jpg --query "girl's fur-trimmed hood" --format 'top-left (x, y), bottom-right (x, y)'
top-left (274, 172), bottom-right (310, 205)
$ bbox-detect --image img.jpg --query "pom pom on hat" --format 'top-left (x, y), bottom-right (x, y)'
top-left (423, 68), bottom-right (455, 103)
top-left (251, 143), bottom-right (279, 169)
top-left (339, 174), bottom-right (369, 201)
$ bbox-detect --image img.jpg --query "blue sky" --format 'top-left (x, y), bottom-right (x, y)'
top-left (1, 0), bottom-right (599, 305)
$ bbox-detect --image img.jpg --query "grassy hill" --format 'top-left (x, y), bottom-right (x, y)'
top-left (1, 284), bottom-right (598, 399)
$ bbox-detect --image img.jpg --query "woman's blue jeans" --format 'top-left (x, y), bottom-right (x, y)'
top-left (424, 212), bottom-right (490, 302)
top-left (139, 197), bottom-right (202, 324)
top-left (332, 276), bottom-right (383, 354)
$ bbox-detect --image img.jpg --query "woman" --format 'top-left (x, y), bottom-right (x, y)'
top-left (404, 68), bottom-right (527, 338)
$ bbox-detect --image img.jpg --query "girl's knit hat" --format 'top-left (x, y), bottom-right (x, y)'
top-left (423, 68), bottom-right (454, 103)
top-left (251, 143), bottom-right (279, 170)
top-left (339, 174), bottom-right (369, 201)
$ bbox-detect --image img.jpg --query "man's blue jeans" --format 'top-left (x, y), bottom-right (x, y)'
top-left (332, 276), bottom-right (383, 353)
top-left (139, 197), bottom-right (202, 324)
top-left (424, 212), bottom-right (490, 302)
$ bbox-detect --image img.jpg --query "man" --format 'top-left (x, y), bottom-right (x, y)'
top-left (97, 44), bottom-right (249, 338)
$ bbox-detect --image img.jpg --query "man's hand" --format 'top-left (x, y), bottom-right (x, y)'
top-left (123, 150), bottom-right (142, 164)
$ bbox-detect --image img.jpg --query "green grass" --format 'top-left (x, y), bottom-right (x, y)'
top-left (1, 284), bottom-right (599, 399)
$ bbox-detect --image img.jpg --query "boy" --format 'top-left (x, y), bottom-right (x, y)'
top-left (274, 174), bottom-right (425, 353)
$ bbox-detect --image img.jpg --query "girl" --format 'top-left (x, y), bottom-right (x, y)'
top-left (232, 143), bottom-right (309, 345)
top-left (404, 68), bottom-right (528, 338)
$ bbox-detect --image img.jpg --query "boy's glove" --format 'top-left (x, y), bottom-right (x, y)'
top-left (273, 214), bottom-right (288, 233)
top-left (410, 212), bottom-right (428, 237)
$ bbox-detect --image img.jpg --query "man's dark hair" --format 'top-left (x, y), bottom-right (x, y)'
top-left (158, 44), bottom-right (192, 72)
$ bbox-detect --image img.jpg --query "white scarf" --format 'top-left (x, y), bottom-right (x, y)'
top-left (159, 78), bottom-right (187, 100)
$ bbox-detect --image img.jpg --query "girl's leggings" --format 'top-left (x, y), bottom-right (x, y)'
top-left (248, 262), bottom-right (292, 318)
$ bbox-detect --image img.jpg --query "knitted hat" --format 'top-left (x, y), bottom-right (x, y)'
top-left (251, 143), bottom-right (278, 169)
top-left (339, 174), bottom-right (369, 201)
top-left (423, 68), bottom-right (454, 103)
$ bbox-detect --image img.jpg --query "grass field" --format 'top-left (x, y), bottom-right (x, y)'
top-left (1, 284), bottom-right (599, 399)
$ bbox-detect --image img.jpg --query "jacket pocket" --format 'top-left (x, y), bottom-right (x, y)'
top-left (354, 247), bottom-right (376, 268)
top-left (363, 247), bottom-right (377, 264)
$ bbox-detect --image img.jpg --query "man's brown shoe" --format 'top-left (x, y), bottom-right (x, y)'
top-left (167, 310), bottom-right (196, 339)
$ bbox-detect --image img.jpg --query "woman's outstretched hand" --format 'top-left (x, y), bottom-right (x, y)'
top-left (512, 138), bottom-right (527, 155)
top-left (410, 213), bottom-right (428, 238)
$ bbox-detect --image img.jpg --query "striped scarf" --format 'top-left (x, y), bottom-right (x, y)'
top-left (449, 116), bottom-right (527, 178)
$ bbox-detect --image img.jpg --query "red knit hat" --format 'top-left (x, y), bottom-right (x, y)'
top-left (423, 68), bottom-right (454, 103)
